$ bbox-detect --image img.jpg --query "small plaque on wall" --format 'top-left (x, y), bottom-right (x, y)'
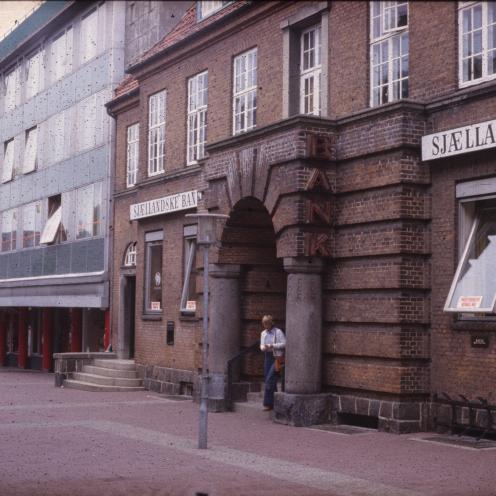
top-left (471, 335), bottom-right (489, 348)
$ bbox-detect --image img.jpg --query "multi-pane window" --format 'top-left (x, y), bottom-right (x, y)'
top-left (22, 201), bottom-right (42, 249)
top-left (180, 226), bottom-right (197, 314)
top-left (23, 127), bottom-right (38, 174)
top-left (459, 2), bottom-right (496, 86)
top-left (80, 9), bottom-right (99, 64)
top-left (26, 50), bottom-right (44, 100)
top-left (1, 208), bottom-right (17, 252)
top-left (148, 90), bottom-right (166, 176)
top-left (76, 182), bottom-right (102, 239)
top-left (124, 242), bottom-right (137, 267)
top-left (187, 71), bottom-right (208, 165)
top-left (50, 28), bottom-right (73, 83)
top-left (41, 196), bottom-right (62, 245)
top-left (300, 26), bottom-right (322, 116)
top-left (1, 139), bottom-right (14, 183)
top-left (370, 1), bottom-right (409, 107)
top-left (47, 110), bottom-right (68, 165)
top-left (233, 48), bottom-right (257, 135)
top-left (126, 123), bottom-right (139, 187)
top-left (145, 231), bottom-right (163, 313)
top-left (198, 1), bottom-right (230, 20)
top-left (4, 67), bottom-right (20, 112)
top-left (77, 90), bottom-right (107, 152)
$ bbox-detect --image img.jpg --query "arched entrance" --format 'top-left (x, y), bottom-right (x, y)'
top-left (208, 197), bottom-right (286, 404)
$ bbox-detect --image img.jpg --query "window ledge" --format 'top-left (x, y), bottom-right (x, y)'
top-left (142, 313), bottom-right (162, 321)
top-left (179, 314), bottom-right (199, 322)
top-left (452, 318), bottom-right (496, 333)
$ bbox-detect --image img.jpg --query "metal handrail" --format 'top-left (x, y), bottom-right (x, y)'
top-left (225, 340), bottom-right (260, 411)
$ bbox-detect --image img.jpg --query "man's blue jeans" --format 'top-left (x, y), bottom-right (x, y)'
top-left (263, 352), bottom-right (277, 408)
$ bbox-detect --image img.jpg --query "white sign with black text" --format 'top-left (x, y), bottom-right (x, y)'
top-left (130, 190), bottom-right (198, 220)
top-left (422, 119), bottom-right (496, 161)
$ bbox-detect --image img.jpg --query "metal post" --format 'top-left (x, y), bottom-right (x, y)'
top-left (199, 243), bottom-right (209, 449)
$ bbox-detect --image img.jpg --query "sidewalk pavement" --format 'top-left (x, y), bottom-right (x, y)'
top-left (0, 370), bottom-right (495, 496)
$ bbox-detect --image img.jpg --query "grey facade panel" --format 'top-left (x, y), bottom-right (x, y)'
top-left (86, 237), bottom-right (105, 272)
top-left (30, 249), bottom-right (43, 277)
top-left (56, 244), bottom-right (72, 275)
top-left (43, 246), bottom-right (57, 275)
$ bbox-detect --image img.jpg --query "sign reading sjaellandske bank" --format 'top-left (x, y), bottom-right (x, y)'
top-left (422, 119), bottom-right (496, 161)
top-left (130, 190), bottom-right (198, 220)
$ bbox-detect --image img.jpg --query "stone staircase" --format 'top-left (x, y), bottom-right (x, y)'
top-left (63, 359), bottom-right (144, 392)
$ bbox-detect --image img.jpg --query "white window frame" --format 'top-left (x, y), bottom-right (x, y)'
top-left (126, 123), bottom-right (139, 187)
top-left (1, 208), bottom-right (17, 252)
top-left (1, 138), bottom-right (14, 184)
top-left (370, 1), bottom-right (409, 107)
top-left (233, 48), bottom-right (258, 135)
top-left (124, 242), bottom-right (137, 267)
top-left (180, 226), bottom-right (197, 314)
top-left (23, 127), bottom-right (38, 174)
top-left (300, 25), bottom-right (322, 116)
top-left (148, 90), bottom-right (166, 176)
top-left (187, 71), bottom-right (208, 165)
top-left (459, 1), bottom-right (496, 87)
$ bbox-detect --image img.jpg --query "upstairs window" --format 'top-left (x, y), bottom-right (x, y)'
top-left (124, 242), bottom-right (137, 267)
top-left (22, 201), bottom-right (42, 249)
top-left (50, 28), bottom-right (73, 83)
top-left (148, 90), bottom-right (166, 176)
top-left (4, 67), bottom-right (20, 112)
top-left (26, 50), bottom-right (44, 100)
top-left (459, 2), bottom-right (496, 86)
top-left (187, 71), bottom-right (208, 165)
top-left (233, 48), bottom-right (257, 135)
top-left (23, 127), bottom-right (38, 174)
top-left (1, 139), bottom-right (14, 184)
top-left (80, 9), bottom-right (99, 64)
top-left (300, 26), bottom-right (322, 116)
top-left (126, 123), bottom-right (139, 187)
top-left (197, 1), bottom-right (230, 20)
top-left (40, 195), bottom-right (63, 245)
top-left (1, 208), bottom-right (17, 252)
top-left (370, 1), bottom-right (409, 107)
top-left (76, 182), bottom-right (102, 239)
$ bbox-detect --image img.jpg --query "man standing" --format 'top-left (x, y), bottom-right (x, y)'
top-left (260, 315), bottom-right (286, 411)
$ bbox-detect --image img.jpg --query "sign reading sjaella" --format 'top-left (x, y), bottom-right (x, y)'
top-left (422, 119), bottom-right (496, 161)
top-left (130, 190), bottom-right (198, 220)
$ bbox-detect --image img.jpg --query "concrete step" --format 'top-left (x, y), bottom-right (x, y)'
top-left (92, 359), bottom-right (137, 371)
top-left (247, 391), bottom-right (263, 402)
top-left (83, 365), bottom-right (138, 379)
top-left (63, 379), bottom-right (144, 392)
top-left (72, 372), bottom-right (143, 388)
top-left (233, 400), bottom-right (273, 418)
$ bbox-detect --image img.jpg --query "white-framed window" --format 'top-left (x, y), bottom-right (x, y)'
top-left (187, 71), bottom-right (208, 165)
top-left (1, 138), bottom-right (14, 183)
top-left (180, 226), bottom-right (197, 314)
top-left (124, 242), bottom-right (137, 267)
top-left (4, 66), bottom-right (20, 112)
top-left (233, 48), bottom-right (257, 135)
top-left (76, 182), bottom-right (102, 239)
top-left (459, 1), bottom-right (496, 86)
top-left (300, 25), bottom-right (322, 116)
top-left (197, 1), bottom-right (230, 20)
top-left (25, 49), bottom-right (44, 100)
top-left (23, 127), bottom-right (38, 174)
top-left (22, 201), bottom-right (42, 249)
top-left (126, 123), bottom-right (139, 187)
top-left (445, 197), bottom-right (496, 314)
top-left (370, 1), bottom-right (409, 107)
top-left (80, 9), bottom-right (99, 64)
top-left (148, 90), bottom-right (166, 176)
top-left (144, 231), bottom-right (163, 313)
top-left (50, 27), bottom-right (73, 83)
top-left (1, 208), bottom-right (17, 252)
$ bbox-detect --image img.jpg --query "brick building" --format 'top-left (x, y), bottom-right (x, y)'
top-left (107, 0), bottom-right (496, 432)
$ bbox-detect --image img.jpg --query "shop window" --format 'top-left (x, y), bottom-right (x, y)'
top-left (6, 320), bottom-right (18, 353)
top-left (370, 1), bottom-right (409, 107)
top-left (1, 208), bottom-right (18, 252)
top-left (22, 201), bottom-right (42, 249)
top-left (1, 138), bottom-right (14, 183)
top-left (144, 231), bottom-right (163, 313)
top-left (28, 310), bottom-right (42, 356)
top-left (180, 226), bottom-right (197, 315)
top-left (124, 242), bottom-right (137, 267)
top-left (148, 90), bottom-right (166, 176)
top-left (126, 123), bottom-right (139, 187)
top-left (197, 1), bottom-right (230, 21)
top-left (445, 196), bottom-right (496, 314)
top-left (233, 48), bottom-right (257, 135)
top-left (187, 71), bottom-right (208, 165)
top-left (40, 195), bottom-right (65, 245)
top-left (459, 1), bottom-right (496, 86)
top-left (23, 126), bottom-right (38, 174)
top-left (76, 182), bottom-right (102, 239)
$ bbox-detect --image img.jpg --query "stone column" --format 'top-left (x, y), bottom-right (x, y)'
top-left (274, 257), bottom-right (330, 426)
top-left (18, 309), bottom-right (28, 369)
top-left (207, 264), bottom-right (241, 411)
top-left (70, 309), bottom-right (82, 353)
top-left (42, 308), bottom-right (54, 372)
